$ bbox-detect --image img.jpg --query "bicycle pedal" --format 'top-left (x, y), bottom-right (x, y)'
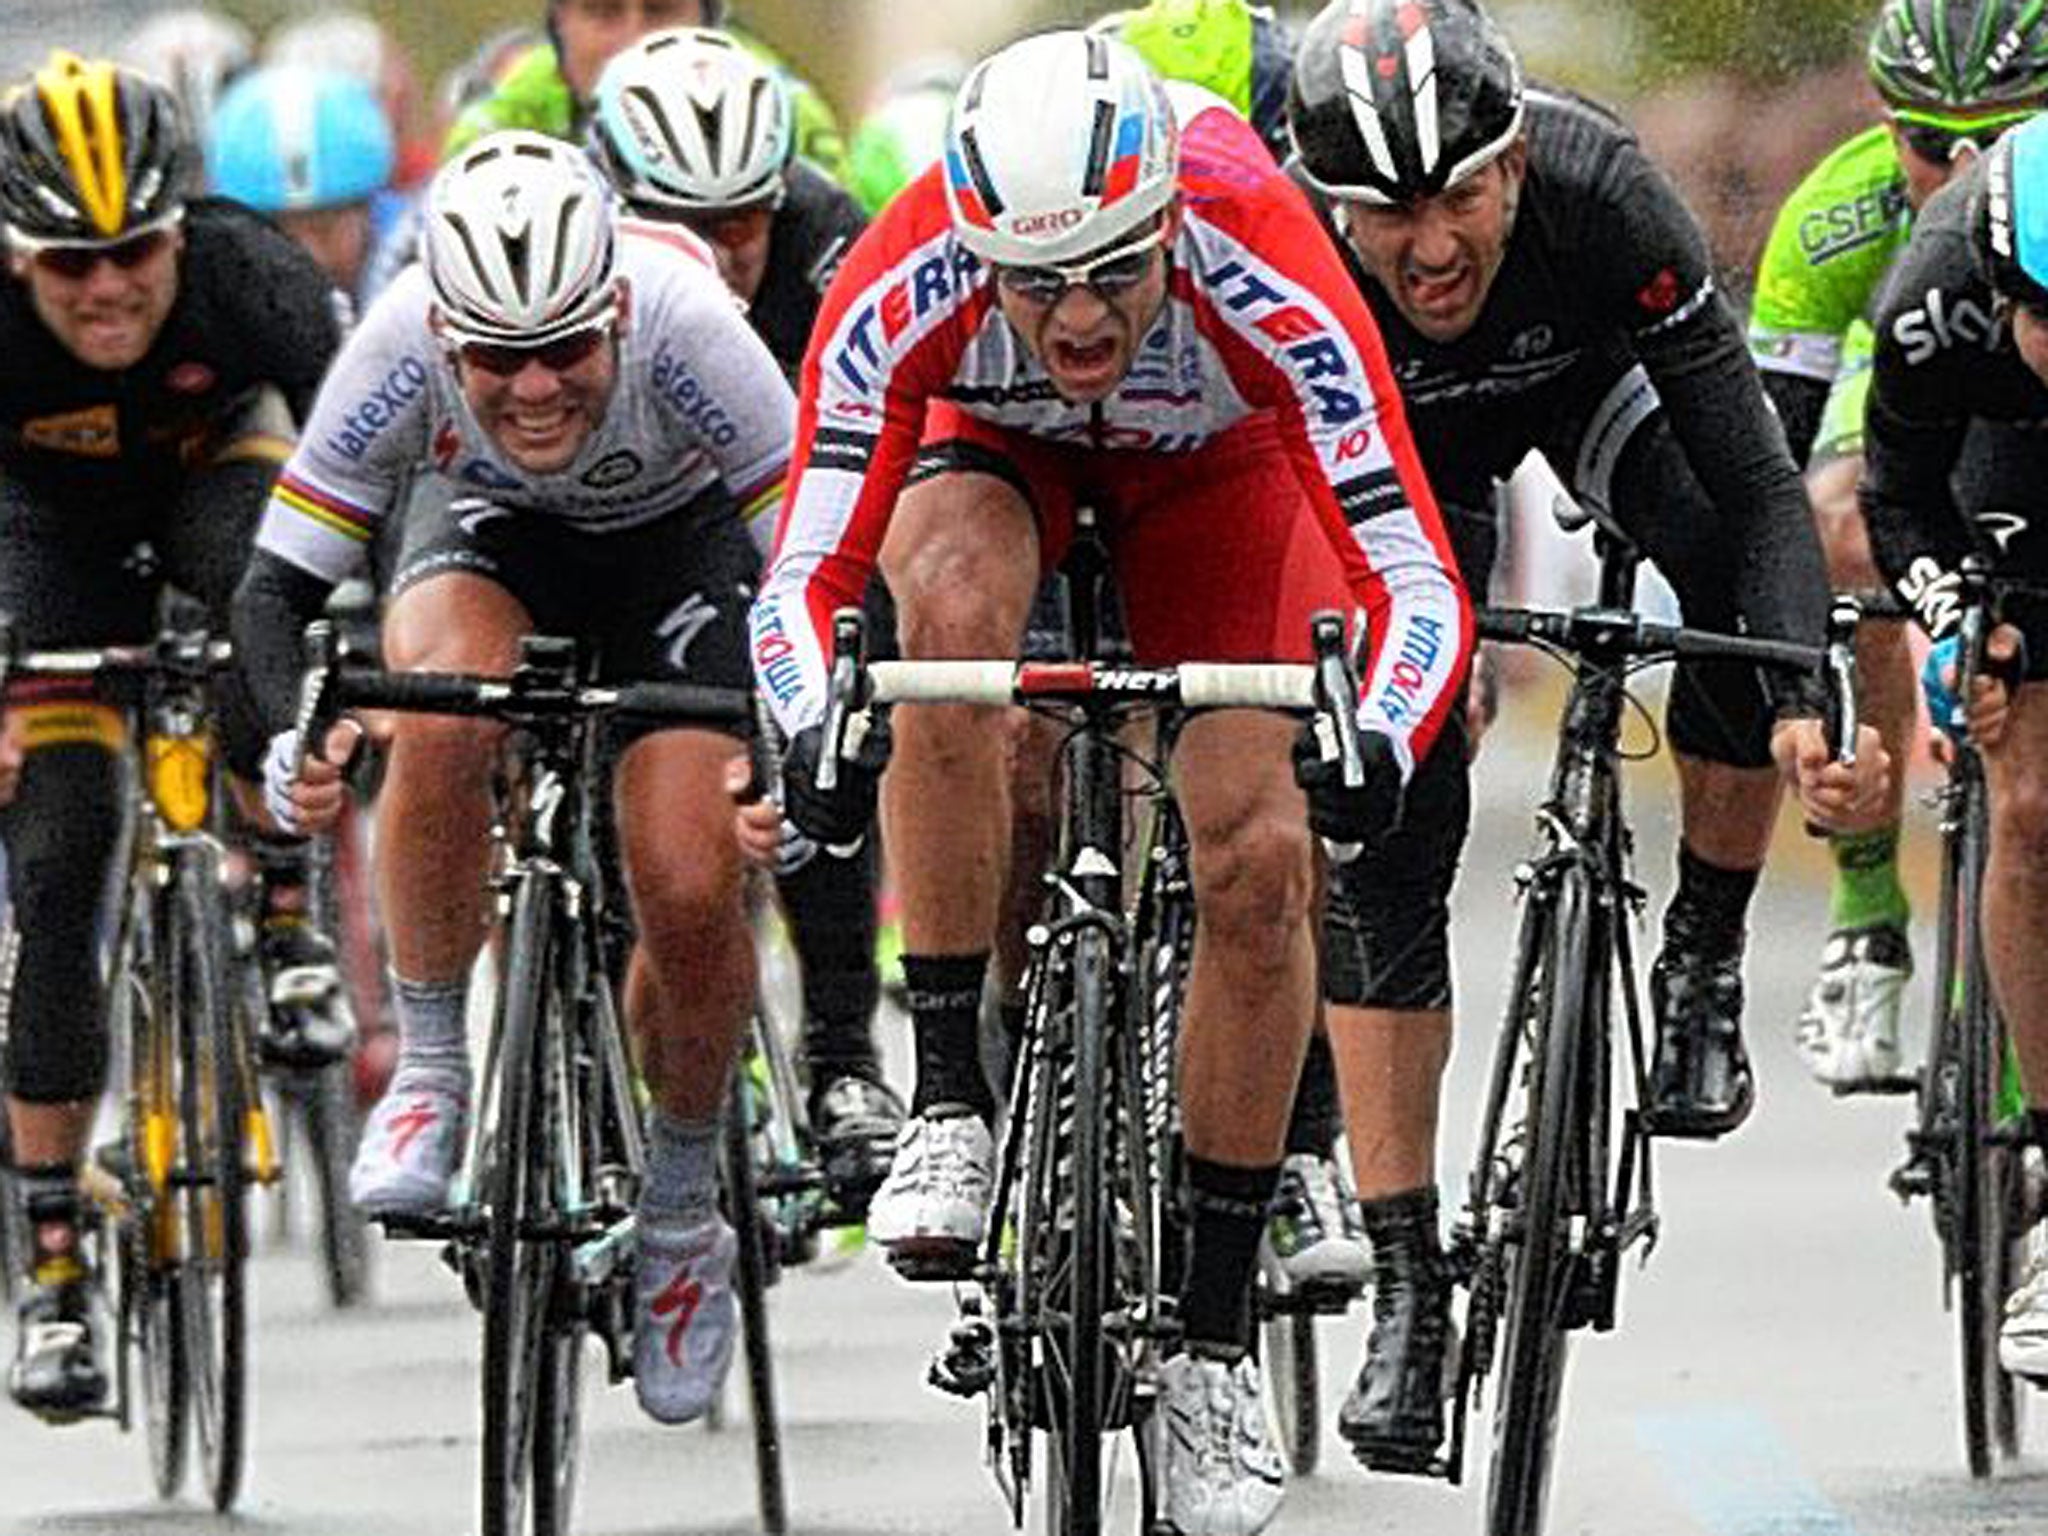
top-left (1888, 1159), bottom-right (1936, 1203)
top-left (1828, 1074), bottom-right (1920, 1098)
top-left (887, 1245), bottom-right (975, 1283)
top-left (928, 1320), bottom-right (997, 1399)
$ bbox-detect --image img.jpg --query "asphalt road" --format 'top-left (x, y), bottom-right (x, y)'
top-left (5, 696), bottom-right (2046, 1536)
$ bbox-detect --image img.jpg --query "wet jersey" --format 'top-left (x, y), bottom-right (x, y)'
top-left (750, 160), bottom-right (868, 380)
top-left (1861, 161), bottom-right (2048, 634)
top-left (1296, 88), bottom-right (1827, 662)
top-left (0, 197), bottom-right (343, 503)
top-left (751, 91), bottom-right (1470, 774)
top-left (255, 220), bottom-right (794, 590)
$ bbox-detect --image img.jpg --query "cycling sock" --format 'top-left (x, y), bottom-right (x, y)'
top-left (1285, 1033), bottom-right (1342, 1159)
top-left (2024, 1107), bottom-right (2048, 1152)
top-left (389, 971), bottom-right (472, 1089)
top-left (640, 1109), bottom-right (722, 1232)
top-left (1828, 824), bottom-right (1910, 932)
top-left (902, 952), bottom-right (995, 1123)
top-left (1664, 844), bottom-right (1759, 957)
top-left (1178, 1154), bottom-right (1280, 1358)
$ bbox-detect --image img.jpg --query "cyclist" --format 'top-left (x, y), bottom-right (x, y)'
top-left (444, 0), bottom-right (847, 180)
top-left (206, 64), bottom-right (400, 310)
top-left (1750, 0), bottom-right (2048, 1092)
top-left (263, 9), bottom-right (435, 188)
top-left (754, 31), bottom-right (1472, 1533)
top-left (1862, 112), bottom-right (2048, 1380)
top-left (115, 6), bottom-right (253, 185)
top-left (1288, 0), bottom-right (1889, 1470)
top-left (0, 53), bottom-right (347, 1422)
top-left (585, 26), bottom-right (900, 1183)
top-left (238, 131), bottom-right (793, 1425)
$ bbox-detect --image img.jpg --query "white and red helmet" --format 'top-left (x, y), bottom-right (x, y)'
top-left (943, 30), bottom-right (1179, 266)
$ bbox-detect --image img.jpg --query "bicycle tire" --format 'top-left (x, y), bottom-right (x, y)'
top-left (724, 1063), bottom-right (789, 1535)
top-left (1948, 780), bottom-right (2023, 1478)
top-left (480, 878), bottom-right (566, 1536)
top-left (1486, 867), bottom-right (1593, 1536)
top-left (112, 899), bottom-right (190, 1498)
top-left (298, 1065), bottom-right (372, 1309)
top-left (173, 850), bottom-right (249, 1513)
top-left (1259, 1304), bottom-right (1320, 1475)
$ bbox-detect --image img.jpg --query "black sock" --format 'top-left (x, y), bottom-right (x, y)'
top-left (2026, 1108), bottom-right (2048, 1151)
top-left (1178, 1154), bottom-right (1281, 1357)
top-left (1665, 844), bottom-right (1759, 956)
top-left (902, 951), bottom-right (995, 1123)
top-left (781, 842), bottom-right (881, 1079)
top-left (1285, 1034), bottom-right (1341, 1159)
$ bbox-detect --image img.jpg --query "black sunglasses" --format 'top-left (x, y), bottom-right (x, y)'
top-left (25, 227), bottom-right (175, 280)
top-left (1895, 118), bottom-right (1994, 167)
top-left (456, 319), bottom-right (612, 378)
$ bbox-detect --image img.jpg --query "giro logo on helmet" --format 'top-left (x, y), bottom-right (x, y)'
top-left (1012, 207), bottom-right (1088, 238)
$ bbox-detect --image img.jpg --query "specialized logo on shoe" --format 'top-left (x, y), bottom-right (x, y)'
top-left (386, 1101), bottom-right (441, 1161)
top-left (652, 1269), bottom-right (705, 1366)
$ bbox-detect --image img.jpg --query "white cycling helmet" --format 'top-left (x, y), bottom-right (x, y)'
top-left (589, 28), bottom-right (794, 214)
top-left (944, 29), bottom-right (1179, 266)
top-left (424, 130), bottom-right (619, 345)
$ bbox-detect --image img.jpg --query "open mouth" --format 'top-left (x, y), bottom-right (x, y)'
top-left (1051, 336), bottom-right (1118, 375)
top-left (1404, 264), bottom-right (1473, 314)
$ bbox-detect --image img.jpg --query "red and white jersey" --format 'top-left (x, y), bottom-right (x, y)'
top-left (751, 92), bottom-right (1469, 774)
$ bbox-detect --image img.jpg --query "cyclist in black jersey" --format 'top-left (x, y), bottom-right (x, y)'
top-left (0, 53), bottom-right (347, 1423)
top-left (586, 29), bottom-right (903, 1184)
top-left (1288, 0), bottom-right (1890, 1472)
top-left (1863, 119), bottom-right (2048, 1380)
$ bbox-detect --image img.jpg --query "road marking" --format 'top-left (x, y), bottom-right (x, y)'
top-left (1635, 1407), bottom-right (1867, 1536)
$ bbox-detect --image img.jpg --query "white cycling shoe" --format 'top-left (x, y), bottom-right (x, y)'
top-left (634, 1217), bottom-right (738, 1424)
top-left (1260, 1152), bottom-right (1370, 1293)
top-left (1794, 923), bottom-right (1912, 1089)
top-left (348, 1076), bottom-right (468, 1217)
top-left (1158, 1352), bottom-right (1287, 1536)
top-left (866, 1108), bottom-right (993, 1263)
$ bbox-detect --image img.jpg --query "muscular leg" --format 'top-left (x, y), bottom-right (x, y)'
top-left (1981, 683), bottom-right (2048, 1112)
top-left (1330, 1008), bottom-right (1450, 1199)
top-left (615, 729), bottom-right (755, 1124)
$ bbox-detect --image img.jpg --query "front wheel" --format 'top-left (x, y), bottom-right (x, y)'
top-left (1485, 870), bottom-right (1595, 1536)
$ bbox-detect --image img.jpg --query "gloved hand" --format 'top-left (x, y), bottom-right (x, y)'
top-left (783, 714), bottom-right (892, 850)
top-left (1920, 635), bottom-right (1965, 745)
top-left (1292, 717), bottom-right (1404, 846)
top-left (262, 720), bottom-right (360, 835)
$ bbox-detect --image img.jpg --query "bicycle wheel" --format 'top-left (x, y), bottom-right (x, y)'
top-left (1946, 780), bottom-right (2024, 1477)
top-left (480, 877), bottom-right (572, 1536)
top-left (172, 850), bottom-right (250, 1513)
top-left (724, 1063), bottom-right (788, 1535)
top-left (296, 1065), bottom-right (372, 1309)
top-left (1258, 1297), bottom-right (1320, 1475)
top-left (1486, 867), bottom-right (1595, 1536)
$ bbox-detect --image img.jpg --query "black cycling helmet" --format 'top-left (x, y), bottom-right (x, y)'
top-left (1869, 0), bottom-right (2048, 122)
top-left (0, 52), bottom-right (189, 242)
top-left (1289, 0), bottom-right (1525, 205)
top-left (1973, 112), bottom-right (2048, 307)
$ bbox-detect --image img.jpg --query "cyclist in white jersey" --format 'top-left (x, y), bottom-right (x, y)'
top-left (235, 131), bottom-right (791, 1424)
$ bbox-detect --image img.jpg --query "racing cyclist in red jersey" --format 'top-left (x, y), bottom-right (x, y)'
top-left (748, 32), bottom-right (1471, 1534)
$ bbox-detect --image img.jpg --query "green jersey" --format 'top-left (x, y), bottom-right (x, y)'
top-left (1747, 124), bottom-right (1913, 461)
top-left (443, 35), bottom-right (847, 181)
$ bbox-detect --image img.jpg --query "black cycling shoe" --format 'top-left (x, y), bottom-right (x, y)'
top-left (257, 919), bottom-right (355, 1068)
top-left (9, 1273), bottom-right (110, 1423)
top-left (1338, 1186), bottom-right (1451, 1475)
top-left (809, 1071), bottom-right (906, 1212)
top-left (1646, 937), bottom-right (1753, 1140)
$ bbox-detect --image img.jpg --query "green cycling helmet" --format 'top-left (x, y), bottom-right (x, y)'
top-left (1868, 0), bottom-right (2048, 123)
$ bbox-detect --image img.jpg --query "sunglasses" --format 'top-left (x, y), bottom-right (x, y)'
top-left (454, 313), bottom-right (615, 378)
top-left (995, 225), bottom-right (1169, 307)
top-left (14, 225), bottom-right (176, 280)
top-left (1891, 112), bottom-right (2028, 168)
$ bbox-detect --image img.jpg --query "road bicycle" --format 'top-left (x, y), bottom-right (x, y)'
top-left (836, 588), bottom-right (1366, 1536)
top-left (1441, 514), bottom-right (1857, 1536)
top-left (1888, 556), bottom-right (2037, 1477)
top-left (2, 612), bottom-right (282, 1512)
top-left (300, 625), bottom-right (788, 1536)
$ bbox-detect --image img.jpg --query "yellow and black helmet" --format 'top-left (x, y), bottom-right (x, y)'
top-left (0, 52), bottom-right (188, 242)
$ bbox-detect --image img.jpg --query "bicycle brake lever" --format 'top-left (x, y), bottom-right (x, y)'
top-left (1309, 610), bottom-right (1365, 866)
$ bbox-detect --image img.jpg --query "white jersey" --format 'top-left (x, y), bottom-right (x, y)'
top-left (256, 220), bottom-right (794, 584)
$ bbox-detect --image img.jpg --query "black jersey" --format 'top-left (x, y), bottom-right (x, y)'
top-left (1296, 86), bottom-right (1824, 652)
top-left (1861, 158), bottom-right (2048, 633)
top-left (0, 197), bottom-right (344, 504)
top-left (750, 159), bottom-right (868, 381)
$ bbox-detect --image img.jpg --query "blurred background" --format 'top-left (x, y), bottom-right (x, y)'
top-left (0, 0), bottom-right (1879, 304)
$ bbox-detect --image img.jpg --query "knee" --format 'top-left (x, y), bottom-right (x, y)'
top-left (1190, 807), bottom-right (1313, 947)
top-left (387, 711), bottom-right (501, 780)
top-left (1993, 775), bottom-right (2048, 873)
top-left (631, 858), bottom-right (746, 974)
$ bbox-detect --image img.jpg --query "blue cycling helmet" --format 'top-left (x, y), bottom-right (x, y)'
top-left (206, 64), bottom-right (394, 212)
top-left (1974, 111), bottom-right (2048, 307)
